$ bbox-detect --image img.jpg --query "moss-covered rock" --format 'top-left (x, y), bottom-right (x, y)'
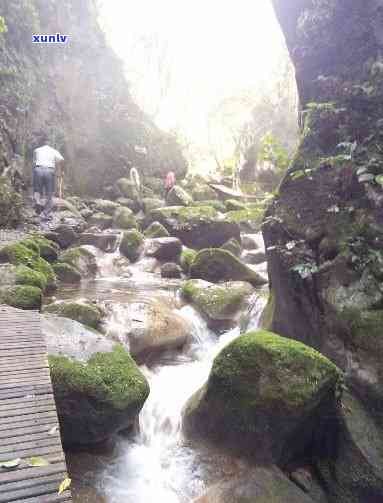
top-left (53, 263), bottom-right (82, 284)
top-left (120, 230), bottom-right (144, 262)
top-left (224, 207), bottom-right (264, 231)
top-left (221, 238), bottom-right (241, 257)
top-left (166, 185), bottom-right (193, 206)
top-left (191, 184), bottom-right (217, 201)
top-left (28, 236), bottom-right (60, 263)
top-left (49, 345), bottom-right (150, 446)
top-left (182, 279), bottom-right (253, 322)
top-left (0, 285), bottom-right (42, 310)
top-left (94, 199), bottom-right (120, 215)
top-left (142, 198), bottom-right (165, 214)
top-left (59, 247), bottom-right (98, 277)
top-left (0, 177), bottom-right (23, 227)
top-left (161, 262), bottom-right (182, 278)
top-left (183, 330), bottom-right (341, 463)
top-left (150, 206), bottom-right (241, 249)
top-left (179, 247), bottom-right (197, 274)
top-left (225, 199), bottom-right (247, 211)
top-left (144, 221), bottom-right (170, 239)
top-left (145, 237), bottom-right (182, 261)
top-left (190, 249), bottom-right (267, 286)
top-left (43, 300), bottom-right (103, 329)
top-left (116, 178), bottom-right (139, 200)
top-left (15, 265), bottom-right (48, 291)
top-left (88, 212), bottom-right (113, 229)
top-left (113, 207), bottom-right (137, 230)
top-left (191, 199), bottom-right (227, 212)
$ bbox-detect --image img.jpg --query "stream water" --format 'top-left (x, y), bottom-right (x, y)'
top-left (59, 236), bottom-right (267, 503)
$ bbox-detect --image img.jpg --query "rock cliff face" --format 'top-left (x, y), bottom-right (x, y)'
top-left (264, 2), bottom-right (383, 500)
top-left (0, 0), bottom-right (186, 195)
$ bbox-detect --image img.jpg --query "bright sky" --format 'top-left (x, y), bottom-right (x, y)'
top-left (99, 0), bottom-right (288, 162)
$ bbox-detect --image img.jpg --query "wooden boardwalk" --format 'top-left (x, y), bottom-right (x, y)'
top-left (0, 305), bottom-right (72, 502)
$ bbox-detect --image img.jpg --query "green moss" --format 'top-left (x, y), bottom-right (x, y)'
top-left (151, 205), bottom-right (218, 224)
top-left (260, 290), bottom-right (276, 330)
top-left (0, 242), bottom-right (38, 266)
top-left (53, 263), bottom-right (81, 283)
top-left (44, 301), bottom-right (102, 329)
top-left (120, 230), bottom-right (144, 262)
top-left (144, 221), bottom-right (170, 238)
top-left (0, 285), bottom-right (42, 310)
top-left (190, 248), bottom-right (267, 286)
top-left (341, 308), bottom-right (383, 353)
top-left (49, 345), bottom-right (149, 411)
top-left (225, 199), bottom-right (247, 211)
top-left (28, 236), bottom-right (59, 262)
top-left (15, 265), bottom-right (47, 291)
top-left (32, 257), bottom-right (57, 290)
top-left (224, 208), bottom-right (264, 226)
top-left (95, 199), bottom-right (120, 215)
top-left (182, 279), bottom-right (253, 321)
top-left (113, 207), bottom-right (137, 230)
top-left (221, 238), bottom-right (241, 257)
top-left (20, 239), bottom-right (40, 255)
top-left (180, 247), bottom-right (197, 273)
top-left (191, 200), bottom-right (226, 212)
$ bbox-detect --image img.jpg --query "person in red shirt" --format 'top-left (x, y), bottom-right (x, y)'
top-left (165, 171), bottom-right (176, 197)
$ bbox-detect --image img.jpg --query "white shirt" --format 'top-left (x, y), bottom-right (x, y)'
top-left (34, 145), bottom-right (64, 170)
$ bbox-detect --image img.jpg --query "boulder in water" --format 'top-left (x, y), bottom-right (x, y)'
top-left (120, 230), bottom-right (144, 262)
top-left (183, 330), bottom-right (341, 463)
top-left (149, 206), bottom-right (241, 249)
top-left (43, 300), bottom-right (103, 329)
top-left (166, 185), bottom-right (193, 206)
top-left (47, 224), bottom-right (78, 248)
top-left (190, 249), bottom-right (267, 287)
top-left (78, 233), bottom-right (119, 253)
top-left (192, 466), bottom-right (316, 503)
top-left (88, 212), bottom-right (113, 230)
top-left (53, 262), bottom-right (82, 283)
top-left (221, 238), bottom-right (241, 257)
top-left (49, 345), bottom-right (149, 446)
top-left (181, 279), bottom-right (253, 323)
top-left (59, 246), bottom-right (98, 277)
top-left (0, 285), bottom-right (42, 310)
top-left (145, 237), bottom-right (182, 262)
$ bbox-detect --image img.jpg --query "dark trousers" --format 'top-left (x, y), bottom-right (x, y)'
top-left (33, 166), bottom-right (55, 216)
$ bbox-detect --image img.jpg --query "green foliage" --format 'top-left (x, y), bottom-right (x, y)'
top-left (258, 133), bottom-right (292, 172)
top-left (0, 16), bottom-right (7, 34)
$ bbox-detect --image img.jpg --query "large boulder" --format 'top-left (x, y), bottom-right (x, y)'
top-left (317, 392), bottom-right (383, 503)
top-left (224, 207), bottom-right (263, 232)
top-left (182, 279), bottom-right (253, 325)
top-left (166, 185), bottom-right (193, 206)
top-left (125, 299), bottom-right (192, 357)
top-left (193, 467), bottom-right (316, 503)
top-left (43, 300), bottom-right (103, 329)
top-left (0, 285), bottom-right (42, 310)
top-left (144, 221), bottom-right (170, 239)
top-left (78, 233), bottom-right (119, 252)
top-left (179, 247), bottom-right (197, 274)
top-left (53, 262), bottom-right (82, 284)
top-left (161, 262), bottom-right (182, 279)
top-left (47, 224), bottom-right (78, 248)
top-left (141, 198), bottom-right (165, 214)
top-left (145, 237), bottom-right (182, 262)
top-left (59, 246), bottom-right (98, 277)
top-left (49, 345), bottom-right (149, 446)
top-left (116, 178), bottom-right (139, 200)
top-left (88, 212), bottom-right (113, 230)
top-left (113, 206), bottom-right (137, 230)
top-left (190, 249), bottom-right (267, 287)
top-left (183, 330), bottom-right (341, 463)
top-left (149, 206), bottom-right (241, 249)
top-left (94, 199), bottom-right (120, 216)
top-left (120, 230), bottom-right (144, 262)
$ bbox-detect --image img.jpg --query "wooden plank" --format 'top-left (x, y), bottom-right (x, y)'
top-left (11, 492), bottom-right (71, 503)
top-left (0, 385), bottom-right (53, 401)
top-left (0, 379), bottom-right (51, 391)
top-left (0, 394), bottom-right (54, 407)
top-left (0, 445), bottom-right (63, 463)
top-left (0, 471), bottom-right (65, 494)
top-left (0, 480), bottom-right (64, 502)
top-left (0, 430), bottom-right (60, 448)
top-left (0, 423), bottom-right (59, 440)
top-left (0, 462), bottom-right (67, 484)
top-left (0, 404), bottom-right (57, 420)
top-left (0, 410), bottom-right (58, 427)
top-left (0, 437), bottom-right (62, 455)
top-left (0, 372), bottom-right (51, 385)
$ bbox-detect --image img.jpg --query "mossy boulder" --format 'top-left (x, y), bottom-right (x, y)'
top-left (182, 279), bottom-right (253, 324)
top-left (179, 247), bottom-right (197, 274)
top-left (94, 199), bottom-right (120, 216)
top-left (15, 265), bottom-right (48, 291)
top-left (120, 230), bottom-right (144, 262)
top-left (183, 330), bottom-right (341, 463)
top-left (225, 199), bottom-right (247, 211)
top-left (49, 345), bottom-right (150, 446)
top-left (142, 198), bottom-right (165, 214)
top-left (0, 285), bottom-right (42, 310)
top-left (113, 207), bottom-right (137, 230)
top-left (221, 238), bottom-right (241, 257)
top-left (224, 207), bottom-right (264, 231)
top-left (43, 301), bottom-right (103, 329)
top-left (191, 200), bottom-right (227, 212)
top-left (161, 262), bottom-right (182, 278)
top-left (0, 177), bottom-right (23, 227)
top-left (144, 221), bottom-right (170, 239)
top-left (190, 249), bottom-right (267, 286)
top-left (0, 242), bottom-right (57, 291)
top-left (149, 206), bottom-right (241, 249)
top-left (59, 247), bottom-right (98, 277)
top-left (88, 212), bottom-right (113, 229)
top-left (191, 184), bottom-right (217, 201)
top-left (29, 236), bottom-right (60, 263)
top-left (166, 185), bottom-right (193, 206)
top-left (53, 263), bottom-right (82, 284)
top-left (116, 178), bottom-right (139, 200)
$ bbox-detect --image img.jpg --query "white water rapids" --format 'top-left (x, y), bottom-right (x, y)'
top-left (61, 236), bottom-right (267, 503)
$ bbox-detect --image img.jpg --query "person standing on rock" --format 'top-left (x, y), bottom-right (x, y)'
top-left (33, 134), bottom-right (64, 220)
top-left (165, 171), bottom-right (176, 197)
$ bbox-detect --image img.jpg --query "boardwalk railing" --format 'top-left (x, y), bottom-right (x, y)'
top-left (0, 305), bottom-right (72, 502)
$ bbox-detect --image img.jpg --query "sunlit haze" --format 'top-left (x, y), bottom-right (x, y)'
top-left (98, 0), bottom-right (291, 172)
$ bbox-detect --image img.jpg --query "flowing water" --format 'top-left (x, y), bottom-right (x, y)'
top-left (62, 236), bottom-right (267, 503)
